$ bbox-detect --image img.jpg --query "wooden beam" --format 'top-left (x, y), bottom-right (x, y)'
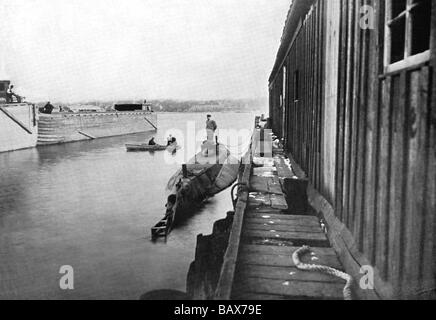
top-left (232, 277), bottom-right (344, 300)
top-left (307, 183), bottom-right (390, 300)
top-left (144, 116), bottom-right (157, 130)
top-left (78, 131), bottom-right (96, 139)
top-left (214, 139), bottom-right (253, 300)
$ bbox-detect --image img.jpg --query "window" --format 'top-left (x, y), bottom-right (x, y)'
top-left (384, 0), bottom-right (431, 73)
top-left (0, 83), bottom-right (5, 91)
top-left (282, 66), bottom-right (287, 108)
top-left (293, 70), bottom-right (299, 101)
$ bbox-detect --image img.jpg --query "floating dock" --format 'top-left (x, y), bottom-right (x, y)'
top-left (0, 103), bottom-right (38, 153)
top-left (217, 125), bottom-right (345, 300)
top-left (37, 111), bottom-right (157, 146)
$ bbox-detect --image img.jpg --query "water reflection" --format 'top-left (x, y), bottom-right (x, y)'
top-left (0, 112), bottom-right (255, 299)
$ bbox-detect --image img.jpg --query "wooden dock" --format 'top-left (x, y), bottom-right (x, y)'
top-left (215, 126), bottom-right (346, 300)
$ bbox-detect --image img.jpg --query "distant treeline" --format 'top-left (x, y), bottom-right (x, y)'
top-left (149, 98), bottom-right (267, 112)
top-left (36, 98), bottom-right (267, 113)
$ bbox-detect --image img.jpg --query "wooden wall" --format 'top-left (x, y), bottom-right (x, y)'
top-left (269, 0), bottom-right (436, 299)
top-left (269, 69), bottom-right (284, 140)
top-left (269, 0), bottom-right (326, 195)
top-left (323, 0), bottom-right (341, 204)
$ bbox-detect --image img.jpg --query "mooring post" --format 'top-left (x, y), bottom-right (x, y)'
top-left (260, 128), bottom-right (265, 157)
top-left (182, 164), bottom-right (188, 178)
top-left (215, 136), bottom-right (219, 164)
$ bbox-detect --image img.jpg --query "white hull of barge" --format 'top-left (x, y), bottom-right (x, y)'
top-left (0, 103), bottom-right (38, 153)
top-left (37, 111), bottom-right (157, 145)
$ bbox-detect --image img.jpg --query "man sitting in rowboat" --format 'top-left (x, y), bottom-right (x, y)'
top-left (166, 134), bottom-right (173, 146)
top-left (148, 137), bottom-right (157, 145)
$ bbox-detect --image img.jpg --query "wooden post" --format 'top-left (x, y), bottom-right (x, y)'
top-left (215, 136), bottom-right (219, 164)
top-left (32, 104), bottom-right (37, 126)
top-left (78, 131), bottom-right (96, 139)
top-left (182, 164), bottom-right (188, 178)
top-left (260, 128), bottom-right (265, 157)
top-left (144, 116), bottom-right (157, 130)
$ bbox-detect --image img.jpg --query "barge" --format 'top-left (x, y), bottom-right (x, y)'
top-left (37, 108), bottom-right (157, 146)
top-left (0, 81), bottom-right (38, 153)
top-left (1, 80), bottom-right (158, 150)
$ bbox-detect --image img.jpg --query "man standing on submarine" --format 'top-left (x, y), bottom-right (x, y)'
top-left (205, 114), bottom-right (217, 142)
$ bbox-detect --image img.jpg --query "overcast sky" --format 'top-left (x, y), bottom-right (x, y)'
top-left (0, 0), bottom-right (290, 102)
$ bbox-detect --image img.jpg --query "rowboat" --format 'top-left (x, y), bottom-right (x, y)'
top-left (151, 140), bottom-right (240, 239)
top-left (125, 143), bottom-right (168, 151)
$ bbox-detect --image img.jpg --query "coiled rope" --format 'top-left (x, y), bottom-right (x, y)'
top-left (292, 245), bottom-right (353, 300)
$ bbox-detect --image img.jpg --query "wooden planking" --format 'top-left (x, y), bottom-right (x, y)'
top-left (402, 68), bottom-right (429, 297)
top-left (249, 176), bottom-right (283, 195)
top-left (363, 0), bottom-right (383, 264)
top-left (387, 72), bottom-right (407, 295)
top-left (242, 229), bottom-right (329, 248)
top-left (232, 278), bottom-right (344, 300)
top-left (240, 244), bottom-right (338, 257)
top-left (237, 252), bottom-right (342, 270)
top-left (347, 0), bottom-right (362, 236)
top-left (268, 0), bottom-right (436, 299)
top-left (307, 184), bottom-right (388, 299)
top-left (322, 0), bottom-right (340, 205)
top-left (335, 0), bottom-right (349, 222)
top-left (223, 118), bottom-right (346, 300)
top-left (311, 3), bottom-right (318, 188)
top-left (243, 223), bottom-right (322, 234)
top-left (245, 208), bottom-right (285, 215)
top-left (354, 0), bottom-right (370, 252)
top-left (244, 218), bottom-right (320, 229)
top-left (245, 212), bottom-right (320, 224)
top-left (342, 0), bottom-right (356, 229)
top-left (302, 8), bottom-right (307, 170)
top-left (235, 265), bottom-right (343, 284)
top-left (277, 0), bottom-right (326, 188)
top-left (214, 138), bottom-right (253, 300)
top-left (317, 0), bottom-right (326, 192)
top-left (308, 5), bottom-right (315, 177)
top-left (247, 193), bottom-right (288, 210)
top-left (423, 1), bottom-right (436, 298)
top-left (231, 292), bottom-right (290, 300)
top-left (252, 167), bottom-right (277, 176)
top-left (273, 157), bottom-right (296, 179)
top-left (375, 77), bottom-right (392, 280)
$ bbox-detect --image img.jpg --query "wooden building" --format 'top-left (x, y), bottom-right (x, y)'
top-left (269, 0), bottom-right (435, 299)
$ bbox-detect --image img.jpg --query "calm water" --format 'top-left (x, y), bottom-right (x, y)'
top-left (0, 112), bottom-right (256, 299)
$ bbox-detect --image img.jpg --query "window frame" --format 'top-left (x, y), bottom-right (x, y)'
top-left (293, 70), bottom-right (299, 102)
top-left (384, 0), bottom-right (431, 73)
top-left (282, 66), bottom-right (287, 109)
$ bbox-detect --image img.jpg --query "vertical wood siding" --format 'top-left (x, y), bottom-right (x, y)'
top-left (269, 0), bottom-right (436, 298)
